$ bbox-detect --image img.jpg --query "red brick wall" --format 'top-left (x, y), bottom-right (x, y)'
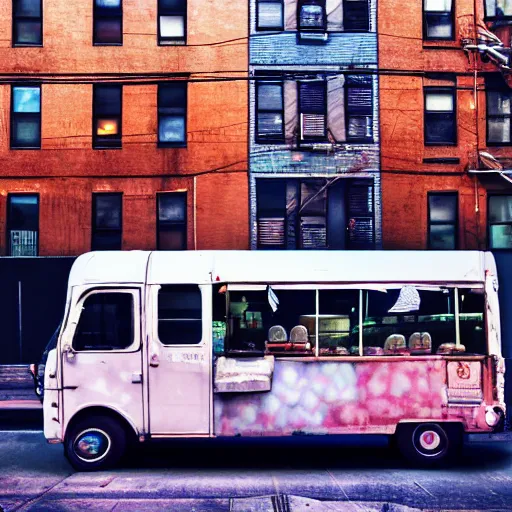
top-left (0, 0), bottom-right (246, 74)
top-left (0, 0), bottom-right (249, 255)
top-left (0, 174), bottom-right (249, 255)
top-left (379, 0), bottom-right (512, 249)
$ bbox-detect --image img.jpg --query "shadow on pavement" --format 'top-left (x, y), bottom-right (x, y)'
top-left (1, 411), bottom-right (511, 473)
top-left (122, 435), bottom-right (512, 472)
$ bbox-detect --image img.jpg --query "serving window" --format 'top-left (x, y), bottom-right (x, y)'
top-left (317, 289), bottom-right (360, 355)
top-left (213, 284), bottom-right (487, 357)
top-left (458, 289), bottom-right (485, 355)
top-left (223, 288), bottom-right (316, 355)
top-left (359, 288), bottom-right (457, 355)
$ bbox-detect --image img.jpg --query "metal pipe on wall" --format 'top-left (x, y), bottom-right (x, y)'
top-left (194, 176), bottom-right (197, 250)
top-left (18, 281), bottom-right (22, 363)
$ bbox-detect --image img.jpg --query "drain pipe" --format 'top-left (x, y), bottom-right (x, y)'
top-left (194, 175), bottom-right (197, 250)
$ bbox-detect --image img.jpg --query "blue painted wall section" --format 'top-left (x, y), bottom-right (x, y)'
top-left (249, 0), bottom-right (380, 250)
top-left (250, 33), bottom-right (377, 66)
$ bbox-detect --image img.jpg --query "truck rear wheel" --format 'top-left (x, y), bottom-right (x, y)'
top-left (65, 415), bottom-right (127, 471)
top-left (396, 422), bottom-right (459, 466)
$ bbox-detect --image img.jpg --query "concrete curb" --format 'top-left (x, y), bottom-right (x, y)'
top-left (5, 496), bottom-right (509, 512)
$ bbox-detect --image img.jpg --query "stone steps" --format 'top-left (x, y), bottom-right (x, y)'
top-left (0, 365), bottom-right (39, 405)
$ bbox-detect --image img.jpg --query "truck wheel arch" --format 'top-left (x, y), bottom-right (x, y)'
top-left (65, 406), bottom-right (140, 443)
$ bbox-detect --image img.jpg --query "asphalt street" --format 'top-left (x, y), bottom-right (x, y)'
top-left (1, 428), bottom-right (512, 511)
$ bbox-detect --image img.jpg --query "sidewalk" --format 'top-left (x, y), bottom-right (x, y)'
top-left (0, 365), bottom-right (41, 429)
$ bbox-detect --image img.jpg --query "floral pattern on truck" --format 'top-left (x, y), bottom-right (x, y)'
top-left (214, 358), bottom-right (489, 436)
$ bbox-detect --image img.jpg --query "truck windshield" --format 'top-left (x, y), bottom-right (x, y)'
top-left (41, 323), bottom-right (61, 364)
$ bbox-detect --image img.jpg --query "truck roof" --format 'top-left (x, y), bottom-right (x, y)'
top-left (68, 250), bottom-right (495, 287)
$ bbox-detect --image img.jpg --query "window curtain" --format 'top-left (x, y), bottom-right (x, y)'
top-left (326, 0), bottom-right (343, 30)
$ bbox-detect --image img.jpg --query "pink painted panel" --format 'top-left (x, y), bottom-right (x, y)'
top-left (214, 359), bottom-right (489, 436)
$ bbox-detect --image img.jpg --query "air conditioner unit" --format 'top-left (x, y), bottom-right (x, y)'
top-left (299, 32), bottom-right (328, 42)
top-left (258, 218), bottom-right (285, 247)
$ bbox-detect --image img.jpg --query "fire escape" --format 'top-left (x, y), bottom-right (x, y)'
top-left (463, 4), bottom-right (512, 184)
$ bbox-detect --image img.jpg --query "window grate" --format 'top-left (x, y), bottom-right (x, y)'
top-left (9, 230), bottom-right (38, 256)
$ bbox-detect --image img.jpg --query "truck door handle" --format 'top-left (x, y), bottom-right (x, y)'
top-left (63, 344), bottom-right (75, 360)
top-left (132, 372), bottom-right (142, 383)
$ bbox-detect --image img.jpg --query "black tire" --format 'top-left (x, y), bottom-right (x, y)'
top-left (65, 415), bottom-right (127, 471)
top-left (388, 433), bottom-right (398, 452)
top-left (396, 422), bottom-right (459, 466)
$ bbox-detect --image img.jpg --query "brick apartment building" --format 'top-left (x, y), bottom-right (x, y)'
top-left (379, 0), bottom-right (512, 251)
top-left (0, 0), bottom-right (249, 256)
top-left (249, 0), bottom-right (381, 250)
top-left (3, 0), bottom-right (512, 257)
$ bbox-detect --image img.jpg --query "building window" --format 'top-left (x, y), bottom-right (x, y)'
top-left (93, 84), bottom-right (122, 149)
top-left (158, 285), bottom-right (202, 344)
top-left (7, 194), bottom-right (39, 256)
top-left (428, 193), bottom-right (457, 249)
top-left (485, 0), bottom-right (512, 19)
top-left (299, 81), bottom-right (327, 142)
top-left (256, 179), bottom-right (286, 249)
top-left (158, 0), bottom-right (186, 45)
top-left (424, 0), bottom-right (453, 40)
top-left (256, 81), bottom-right (284, 142)
top-left (297, 0), bottom-right (326, 31)
top-left (299, 181), bottom-right (328, 248)
top-left (92, 193), bottom-right (122, 250)
top-left (11, 85), bottom-right (41, 149)
top-left (93, 0), bottom-right (122, 45)
top-left (346, 75), bottom-right (373, 142)
top-left (256, 178), bottom-right (374, 249)
top-left (344, 0), bottom-right (369, 31)
top-left (257, 0), bottom-right (283, 30)
top-left (489, 195), bottom-right (512, 249)
top-left (424, 88), bottom-right (456, 145)
top-left (157, 192), bottom-right (187, 250)
top-left (487, 89), bottom-right (512, 145)
top-left (12, 0), bottom-right (42, 46)
top-left (158, 82), bottom-right (187, 147)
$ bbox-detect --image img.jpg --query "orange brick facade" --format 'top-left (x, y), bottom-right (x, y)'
top-left (0, 0), bottom-right (249, 255)
top-left (379, 0), bottom-right (512, 250)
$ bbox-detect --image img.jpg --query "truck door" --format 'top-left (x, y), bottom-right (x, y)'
top-left (61, 288), bottom-right (144, 433)
top-left (147, 284), bottom-right (211, 435)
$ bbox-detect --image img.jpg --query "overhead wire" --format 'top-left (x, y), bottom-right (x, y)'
top-left (1, 17), bottom-right (508, 182)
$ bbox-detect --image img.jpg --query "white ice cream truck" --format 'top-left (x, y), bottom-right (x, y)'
top-left (42, 250), bottom-right (505, 470)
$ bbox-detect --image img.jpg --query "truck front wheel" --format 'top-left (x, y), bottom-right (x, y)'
top-left (65, 415), bottom-right (127, 471)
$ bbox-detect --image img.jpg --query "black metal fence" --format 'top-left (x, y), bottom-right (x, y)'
top-left (0, 257), bottom-right (75, 364)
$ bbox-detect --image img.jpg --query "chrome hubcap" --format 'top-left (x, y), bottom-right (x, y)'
top-left (74, 428), bottom-right (111, 463)
top-left (419, 430), bottom-right (441, 451)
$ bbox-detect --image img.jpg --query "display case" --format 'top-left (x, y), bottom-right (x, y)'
top-left (300, 314), bottom-right (351, 354)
